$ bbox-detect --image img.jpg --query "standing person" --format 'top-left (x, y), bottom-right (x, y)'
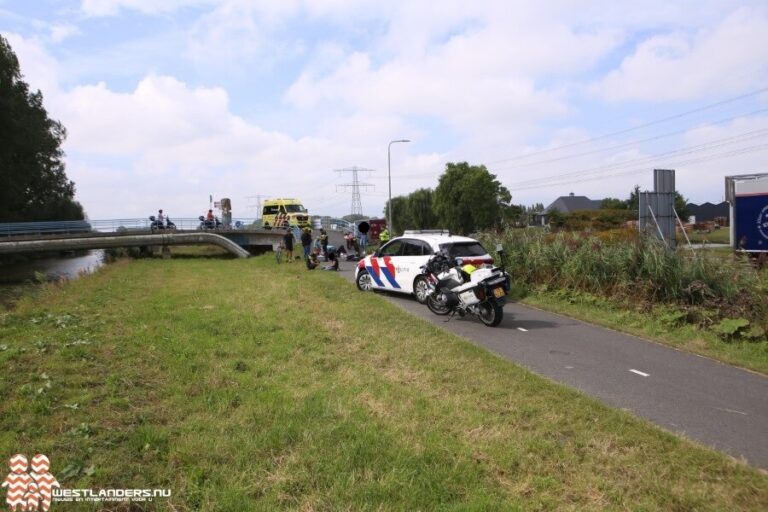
top-left (319, 229), bottom-right (329, 257)
top-left (282, 228), bottom-right (294, 262)
top-left (300, 227), bottom-right (313, 260)
top-left (379, 226), bottom-right (390, 243)
top-left (357, 221), bottom-right (370, 257)
top-left (157, 209), bottom-right (165, 227)
top-left (345, 232), bottom-right (352, 250)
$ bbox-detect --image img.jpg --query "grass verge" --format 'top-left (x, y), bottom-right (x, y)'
top-left (522, 289), bottom-right (768, 375)
top-left (0, 256), bottom-right (766, 510)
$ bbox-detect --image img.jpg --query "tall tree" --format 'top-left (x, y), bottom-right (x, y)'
top-left (600, 197), bottom-right (627, 210)
top-left (433, 162), bottom-right (511, 235)
top-left (405, 188), bottom-right (438, 230)
top-left (0, 35), bottom-right (83, 222)
top-left (383, 195), bottom-right (412, 235)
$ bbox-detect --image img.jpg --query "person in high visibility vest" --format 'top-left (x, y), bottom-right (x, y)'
top-left (379, 228), bottom-right (390, 243)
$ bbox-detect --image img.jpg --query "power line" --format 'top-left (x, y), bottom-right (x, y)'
top-left (509, 143), bottom-right (768, 191)
top-left (245, 194), bottom-right (270, 219)
top-left (483, 85), bottom-right (768, 166)
top-left (335, 166), bottom-right (375, 216)
top-left (488, 107), bottom-right (768, 172)
top-left (504, 127), bottom-right (768, 188)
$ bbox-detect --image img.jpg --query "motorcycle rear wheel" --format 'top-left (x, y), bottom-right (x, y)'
top-left (478, 301), bottom-right (503, 327)
top-left (426, 293), bottom-right (451, 316)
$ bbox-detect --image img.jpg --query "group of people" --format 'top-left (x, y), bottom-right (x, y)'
top-left (279, 227), bottom-right (339, 271)
top-left (278, 224), bottom-right (391, 270)
top-left (343, 226), bottom-right (389, 256)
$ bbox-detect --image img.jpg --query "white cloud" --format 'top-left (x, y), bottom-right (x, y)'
top-left (49, 23), bottom-right (80, 43)
top-left (594, 7), bottom-right (768, 102)
top-left (80, 0), bottom-right (218, 17)
top-left (284, 12), bottom-right (623, 135)
top-left (2, 32), bottom-right (60, 95)
top-left (7, 2), bottom-right (768, 219)
top-left (185, 0), bottom-right (303, 67)
top-left (54, 75), bottom-right (371, 218)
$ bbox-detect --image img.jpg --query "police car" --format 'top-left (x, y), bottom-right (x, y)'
top-left (355, 230), bottom-right (494, 303)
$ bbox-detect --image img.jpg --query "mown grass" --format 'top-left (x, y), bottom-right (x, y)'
top-left (681, 227), bottom-right (730, 245)
top-left (1, 256), bottom-right (767, 511)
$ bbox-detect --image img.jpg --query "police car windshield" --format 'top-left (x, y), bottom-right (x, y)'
top-left (441, 242), bottom-right (487, 257)
top-left (285, 204), bottom-right (307, 213)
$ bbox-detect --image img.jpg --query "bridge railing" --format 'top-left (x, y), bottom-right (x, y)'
top-left (0, 216), bottom-right (362, 238)
top-left (0, 218), bottom-right (263, 237)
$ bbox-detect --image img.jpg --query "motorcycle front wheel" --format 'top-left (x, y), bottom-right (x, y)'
top-left (478, 301), bottom-right (503, 327)
top-left (426, 293), bottom-right (451, 316)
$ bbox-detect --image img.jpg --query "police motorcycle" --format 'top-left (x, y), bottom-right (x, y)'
top-left (421, 244), bottom-right (511, 327)
top-left (149, 215), bottom-right (176, 233)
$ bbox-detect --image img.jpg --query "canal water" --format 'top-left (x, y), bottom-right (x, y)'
top-left (0, 251), bottom-right (106, 308)
top-left (0, 250), bottom-right (106, 284)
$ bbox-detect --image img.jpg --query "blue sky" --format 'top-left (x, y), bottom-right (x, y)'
top-left (2, 0), bottom-right (768, 219)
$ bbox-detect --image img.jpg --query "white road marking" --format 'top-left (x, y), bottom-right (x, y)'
top-left (714, 407), bottom-right (748, 416)
top-left (517, 327), bottom-right (528, 332)
top-left (629, 369), bottom-right (650, 377)
top-left (565, 366), bottom-right (574, 369)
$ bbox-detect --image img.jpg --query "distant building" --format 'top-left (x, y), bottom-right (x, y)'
top-left (531, 193), bottom-right (603, 225)
top-left (544, 193), bottom-right (603, 214)
top-left (686, 201), bottom-right (728, 223)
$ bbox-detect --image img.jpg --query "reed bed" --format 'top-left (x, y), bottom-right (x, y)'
top-left (481, 229), bottom-right (767, 340)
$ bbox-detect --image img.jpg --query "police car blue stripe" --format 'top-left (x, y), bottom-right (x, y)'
top-left (366, 266), bottom-right (385, 287)
top-left (380, 268), bottom-right (401, 289)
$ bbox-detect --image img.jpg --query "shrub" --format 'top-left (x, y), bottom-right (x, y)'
top-left (480, 228), bottom-right (768, 336)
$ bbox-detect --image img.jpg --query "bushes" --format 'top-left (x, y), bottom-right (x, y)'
top-left (560, 209), bottom-right (636, 231)
top-left (480, 228), bottom-right (768, 341)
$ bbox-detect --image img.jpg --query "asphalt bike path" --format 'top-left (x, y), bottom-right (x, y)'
top-left (337, 267), bottom-right (768, 469)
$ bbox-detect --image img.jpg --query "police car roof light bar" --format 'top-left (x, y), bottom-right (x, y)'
top-left (403, 229), bottom-right (451, 236)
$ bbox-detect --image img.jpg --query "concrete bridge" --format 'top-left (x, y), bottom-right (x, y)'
top-left (0, 218), bottom-right (291, 258)
top-left (0, 217), bottom-right (355, 258)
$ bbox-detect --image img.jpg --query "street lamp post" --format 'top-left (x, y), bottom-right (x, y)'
top-left (388, 139), bottom-right (410, 234)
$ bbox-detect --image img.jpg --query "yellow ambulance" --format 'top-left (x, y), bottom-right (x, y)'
top-left (262, 199), bottom-right (311, 228)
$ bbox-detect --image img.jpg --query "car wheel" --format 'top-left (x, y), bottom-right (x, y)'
top-left (413, 276), bottom-right (430, 304)
top-left (356, 269), bottom-right (374, 291)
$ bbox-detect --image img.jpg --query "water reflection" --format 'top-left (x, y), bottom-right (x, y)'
top-left (0, 250), bottom-right (105, 284)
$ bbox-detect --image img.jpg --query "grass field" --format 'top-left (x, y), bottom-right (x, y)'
top-left (1, 255), bottom-right (767, 511)
top-left (680, 227), bottom-right (731, 245)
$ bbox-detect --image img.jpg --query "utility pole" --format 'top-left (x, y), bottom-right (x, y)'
top-left (335, 167), bottom-right (374, 216)
top-left (245, 194), bottom-right (270, 220)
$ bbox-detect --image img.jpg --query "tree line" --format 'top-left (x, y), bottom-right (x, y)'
top-left (384, 162), bottom-right (520, 235)
top-left (0, 35), bottom-right (83, 223)
top-left (384, 164), bottom-right (693, 235)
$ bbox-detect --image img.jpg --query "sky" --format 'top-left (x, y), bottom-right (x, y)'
top-left (2, 0), bottom-right (768, 220)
